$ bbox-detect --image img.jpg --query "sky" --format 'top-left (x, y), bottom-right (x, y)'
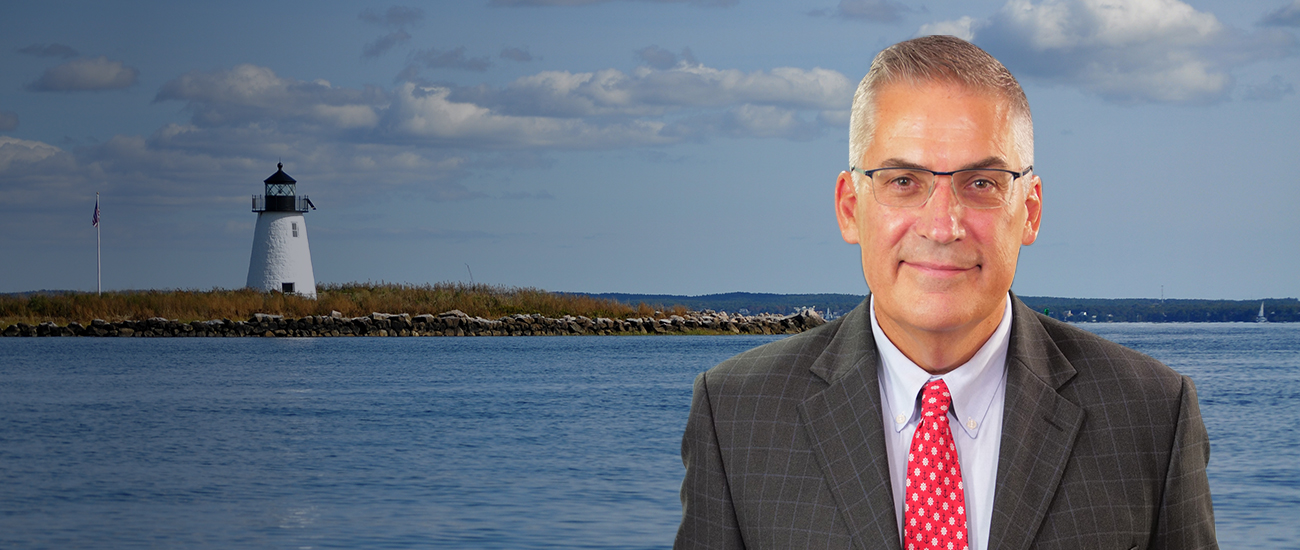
top-left (1, 0), bottom-right (1297, 299)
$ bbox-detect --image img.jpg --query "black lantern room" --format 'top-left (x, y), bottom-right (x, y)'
top-left (252, 163), bottom-right (315, 213)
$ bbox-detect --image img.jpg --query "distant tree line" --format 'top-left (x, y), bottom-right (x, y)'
top-left (1017, 296), bottom-right (1299, 323)
top-left (584, 293), bottom-right (1300, 323)
top-left (579, 292), bottom-right (868, 318)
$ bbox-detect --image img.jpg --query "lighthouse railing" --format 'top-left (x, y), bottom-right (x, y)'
top-left (251, 195), bottom-right (310, 212)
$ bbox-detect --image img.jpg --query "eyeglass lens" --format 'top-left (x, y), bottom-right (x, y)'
top-left (870, 169), bottom-right (1014, 209)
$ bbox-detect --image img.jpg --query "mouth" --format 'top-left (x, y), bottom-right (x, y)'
top-left (900, 260), bottom-right (978, 278)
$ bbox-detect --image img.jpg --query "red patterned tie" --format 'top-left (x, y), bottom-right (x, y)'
top-left (904, 379), bottom-right (968, 550)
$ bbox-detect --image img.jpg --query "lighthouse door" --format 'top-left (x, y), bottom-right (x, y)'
top-left (282, 282), bottom-right (295, 294)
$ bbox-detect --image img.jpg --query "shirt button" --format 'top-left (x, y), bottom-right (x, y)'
top-left (895, 414), bottom-right (907, 424)
top-left (966, 419), bottom-right (978, 430)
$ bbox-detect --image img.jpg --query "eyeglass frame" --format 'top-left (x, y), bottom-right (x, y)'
top-left (849, 164), bottom-right (1034, 209)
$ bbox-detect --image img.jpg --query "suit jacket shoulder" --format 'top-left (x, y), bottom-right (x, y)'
top-left (678, 300), bottom-right (903, 549)
top-left (992, 298), bottom-right (1217, 550)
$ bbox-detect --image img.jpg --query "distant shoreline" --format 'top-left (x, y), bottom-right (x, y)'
top-left (574, 292), bottom-right (1299, 323)
top-left (2, 285), bottom-right (1295, 327)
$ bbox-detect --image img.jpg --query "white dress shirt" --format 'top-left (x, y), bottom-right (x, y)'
top-left (872, 294), bottom-right (1011, 550)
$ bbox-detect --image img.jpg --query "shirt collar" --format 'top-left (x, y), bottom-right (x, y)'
top-left (872, 293), bottom-right (1012, 439)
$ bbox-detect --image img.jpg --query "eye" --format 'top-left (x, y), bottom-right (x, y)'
top-left (959, 171), bottom-right (1007, 194)
top-left (889, 175), bottom-right (917, 188)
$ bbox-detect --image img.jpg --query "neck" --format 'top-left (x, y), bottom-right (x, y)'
top-left (874, 295), bottom-right (1007, 375)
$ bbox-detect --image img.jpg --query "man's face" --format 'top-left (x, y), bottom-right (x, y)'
top-left (835, 80), bottom-right (1042, 338)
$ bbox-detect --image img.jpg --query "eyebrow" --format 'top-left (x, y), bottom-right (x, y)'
top-left (877, 156), bottom-right (1011, 171)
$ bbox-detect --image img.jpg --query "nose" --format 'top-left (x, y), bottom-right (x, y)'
top-left (915, 176), bottom-right (965, 244)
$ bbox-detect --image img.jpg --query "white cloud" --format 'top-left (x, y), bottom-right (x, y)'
top-left (386, 83), bottom-right (673, 148)
top-left (918, 16), bottom-right (977, 41)
top-left (0, 136), bottom-right (63, 170)
top-left (929, 0), bottom-right (1297, 104)
top-left (457, 60), bottom-right (852, 119)
top-left (26, 56), bottom-right (139, 92)
top-left (0, 137), bottom-right (89, 207)
top-left (46, 55), bottom-right (855, 215)
top-left (155, 64), bottom-right (388, 129)
top-left (155, 58), bottom-right (850, 149)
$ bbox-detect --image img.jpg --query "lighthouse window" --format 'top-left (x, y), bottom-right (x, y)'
top-left (282, 282), bottom-right (295, 294)
top-left (292, 222), bottom-right (299, 237)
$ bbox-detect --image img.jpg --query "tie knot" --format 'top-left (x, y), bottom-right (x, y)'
top-left (920, 379), bottom-right (953, 417)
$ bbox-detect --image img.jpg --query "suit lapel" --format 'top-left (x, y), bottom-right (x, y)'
top-left (988, 297), bottom-right (1085, 550)
top-left (798, 300), bottom-right (903, 550)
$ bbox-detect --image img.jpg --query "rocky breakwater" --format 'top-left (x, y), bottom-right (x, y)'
top-left (2, 309), bottom-right (826, 338)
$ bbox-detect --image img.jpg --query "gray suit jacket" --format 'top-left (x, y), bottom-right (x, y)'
top-left (675, 296), bottom-right (1216, 550)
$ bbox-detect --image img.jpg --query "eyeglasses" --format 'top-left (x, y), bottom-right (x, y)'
top-left (850, 165), bottom-right (1033, 209)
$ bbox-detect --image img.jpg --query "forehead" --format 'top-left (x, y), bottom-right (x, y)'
top-left (864, 81), bottom-right (1017, 168)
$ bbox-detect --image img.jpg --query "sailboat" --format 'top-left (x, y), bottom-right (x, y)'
top-left (1256, 302), bottom-right (1267, 323)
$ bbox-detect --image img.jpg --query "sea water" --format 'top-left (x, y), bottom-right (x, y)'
top-left (0, 324), bottom-right (1296, 549)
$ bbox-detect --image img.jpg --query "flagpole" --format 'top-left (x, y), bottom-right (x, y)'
top-left (95, 192), bottom-right (101, 296)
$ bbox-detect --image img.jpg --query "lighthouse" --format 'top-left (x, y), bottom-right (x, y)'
top-left (246, 163), bottom-right (317, 298)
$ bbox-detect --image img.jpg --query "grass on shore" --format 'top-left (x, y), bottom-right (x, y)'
top-left (0, 283), bottom-right (689, 327)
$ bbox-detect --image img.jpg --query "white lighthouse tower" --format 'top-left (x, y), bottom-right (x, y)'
top-left (247, 163), bottom-right (317, 298)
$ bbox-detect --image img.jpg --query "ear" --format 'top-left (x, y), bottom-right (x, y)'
top-left (836, 170), bottom-right (861, 244)
top-left (1021, 174), bottom-right (1042, 245)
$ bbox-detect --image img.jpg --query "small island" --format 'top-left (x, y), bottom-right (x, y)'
top-left (0, 283), bottom-right (826, 338)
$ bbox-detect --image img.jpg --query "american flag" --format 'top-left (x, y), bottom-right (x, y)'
top-left (92, 195), bottom-right (100, 228)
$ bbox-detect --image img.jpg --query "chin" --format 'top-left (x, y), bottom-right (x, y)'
top-left (893, 291), bottom-right (988, 332)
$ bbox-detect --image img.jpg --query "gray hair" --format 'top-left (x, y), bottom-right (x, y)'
top-left (849, 35), bottom-right (1034, 191)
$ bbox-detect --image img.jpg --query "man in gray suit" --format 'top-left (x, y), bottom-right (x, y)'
top-left (674, 36), bottom-right (1216, 550)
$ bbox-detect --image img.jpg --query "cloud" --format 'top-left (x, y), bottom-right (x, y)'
top-left (16, 43), bottom-right (78, 58)
top-left (406, 47), bottom-right (492, 73)
top-left (151, 58), bottom-right (851, 154)
top-left (359, 6), bottom-right (423, 58)
top-left (1242, 75), bottom-right (1295, 101)
top-left (934, 0), bottom-right (1298, 104)
top-left (363, 30), bottom-right (412, 58)
top-left (1261, 0), bottom-right (1300, 26)
top-left (1, 53), bottom-right (858, 248)
top-left (811, 0), bottom-right (912, 23)
top-left (666, 104), bottom-right (824, 140)
top-left (488, 0), bottom-right (736, 6)
top-left (25, 56), bottom-right (140, 92)
top-left (0, 111), bottom-right (17, 131)
top-left (154, 64), bottom-right (388, 130)
top-left (500, 47), bottom-right (536, 62)
top-left (918, 16), bottom-right (977, 41)
top-left (0, 136), bottom-right (91, 208)
top-left (384, 82), bottom-right (673, 148)
top-left (455, 56), bottom-right (852, 121)
top-left (358, 6), bottom-right (425, 27)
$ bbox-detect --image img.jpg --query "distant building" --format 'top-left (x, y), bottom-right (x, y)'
top-left (246, 163), bottom-right (317, 298)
